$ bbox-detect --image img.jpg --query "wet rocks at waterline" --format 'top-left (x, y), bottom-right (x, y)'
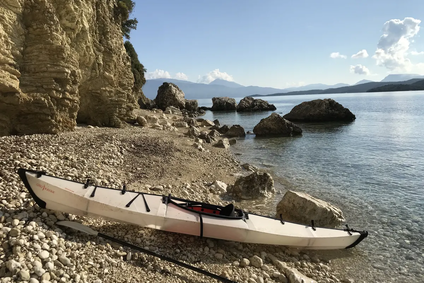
top-left (276, 190), bottom-right (345, 228)
top-left (253, 113), bottom-right (303, 137)
top-left (227, 171), bottom-right (275, 199)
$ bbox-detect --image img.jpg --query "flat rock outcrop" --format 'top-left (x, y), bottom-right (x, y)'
top-left (0, 0), bottom-right (138, 136)
top-left (237, 97), bottom-right (276, 112)
top-left (211, 97), bottom-right (237, 111)
top-left (227, 172), bottom-right (275, 199)
top-left (276, 190), bottom-right (345, 228)
top-left (253, 113), bottom-right (302, 137)
top-left (283, 98), bottom-right (356, 122)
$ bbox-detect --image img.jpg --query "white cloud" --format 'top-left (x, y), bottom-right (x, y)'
top-left (145, 69), bottom-right (189, 80)
top-left (175, 72), bottom-right (188, 80)
top-left (352, 49), bottom-right (369, 59)
top-left (411, 51), bottom-right (424, 55)
top-left (197, 69), bottom-right (234, 84)
top-left (373, 17), bottom-right (421, 70)
top-left (330, 52), bottom-right (347, 59)
top-left (145, 69), bottom-right (171, 80)
top-left (350, 64), bottom-right (370, 75)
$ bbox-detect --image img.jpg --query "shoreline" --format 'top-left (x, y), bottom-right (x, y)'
top-left (0, 111), bottom-right (354, 283)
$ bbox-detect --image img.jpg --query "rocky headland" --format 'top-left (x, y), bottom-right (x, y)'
top-left (0, 0), bottom-right (141, 136)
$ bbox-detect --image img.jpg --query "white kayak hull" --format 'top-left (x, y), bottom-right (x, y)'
top-left (18, 169), bottom-right (367, 250)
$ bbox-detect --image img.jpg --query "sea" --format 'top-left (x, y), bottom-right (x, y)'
top-left (199, 91), bottom-right (424, 283)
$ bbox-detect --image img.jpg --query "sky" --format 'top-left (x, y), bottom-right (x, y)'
top-left (129, 0), bottom-right (424, 89)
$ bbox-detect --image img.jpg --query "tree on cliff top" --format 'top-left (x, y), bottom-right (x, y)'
top-left (116, 0), bottom-right (138, 39)
top-left (124, 41), bottom-right (146, 92)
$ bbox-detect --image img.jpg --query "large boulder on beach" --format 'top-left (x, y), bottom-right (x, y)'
top-left (283, 98), bottom-right (355, 122)
top-left (227, 172), bottom-right (275, 199)
top-left (138, 95), bottom-right (155, 110)
top-left (276, 191), bottom-right (345, 228)
top-left (253, 113), bottom-right (302, 137)
top-left (237, 97), bottom-right (277, 112)
top-left (155, 82), bottom-right (186, 110)
top-left (211, 97), bottom-right (237, 111)
top-left (185, 100), bottom-right (198, 112)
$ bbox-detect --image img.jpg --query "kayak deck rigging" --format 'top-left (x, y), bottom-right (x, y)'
top-left (17, 168), bottom-right (368, 249)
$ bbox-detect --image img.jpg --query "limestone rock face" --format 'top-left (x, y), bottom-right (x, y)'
top-left (227, 172), bottom-right (275, 199)
top-left (155, 82), bottom-right (186, 110)
top-left (0, 0), bottom-right (137, 136)
top-left (237, 97), bottom-right (276, 112)
top-left (211, 97), bottom-right (237, 111)
top-left (283, 98), bottom-right (356, 122)
top-left (276, 190), bottom-right (345, 228)
top-left (253, 113), bottom-right (302, 137)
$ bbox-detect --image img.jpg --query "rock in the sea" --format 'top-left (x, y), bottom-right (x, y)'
top-left (276, 191), bottom-right (345, 228)
top-left (253, 113), bottom-right (302, 137)
top-left (155, 82), bottom-right (186, 110)
top-left (237, 97), bottom-right (276, 112)
top-left (211, 97), bottom-right (237, 111)
top-left (283, 98), bottom-right (355, 122)
top-left (227, 172), bottom-right (275, 199)
top-left (217, 125), bottom-right (230, 134)
top-left (225, 125), bottom-right (246, 137)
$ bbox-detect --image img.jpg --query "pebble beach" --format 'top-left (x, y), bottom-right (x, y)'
top-left (0, 110), bottom-right (359, 283)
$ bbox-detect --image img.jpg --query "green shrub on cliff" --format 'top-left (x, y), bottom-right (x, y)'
top-left (124, 41), bottom-right (146, 91)
top-left (116, 0), bottom-right (138, 39)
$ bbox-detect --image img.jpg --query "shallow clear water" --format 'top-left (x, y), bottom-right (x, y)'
top-left (200, 91), bottom-right (424, 282)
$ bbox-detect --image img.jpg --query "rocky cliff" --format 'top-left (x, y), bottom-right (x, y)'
top-left (0, 0), bottom-right (138, 136)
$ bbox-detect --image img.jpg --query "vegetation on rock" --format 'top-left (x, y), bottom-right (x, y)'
top-left (124, 41), bottom-right (146, 92)
top-left (116, 0), bottom-right (138, 39)
top-left (116, 0), bottom-right (147, 103)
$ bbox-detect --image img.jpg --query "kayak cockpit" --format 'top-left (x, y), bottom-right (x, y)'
top-left (162, 195), bottom-right (245, 219)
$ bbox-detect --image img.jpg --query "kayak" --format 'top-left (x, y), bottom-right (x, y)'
top-left (18, 168), bottom-right (368, 250)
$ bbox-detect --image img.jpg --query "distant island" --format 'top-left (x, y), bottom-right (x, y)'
top-left (259, 78), bottom-right (424, 97)
top-left (367, 79), bottom-right (424, 92)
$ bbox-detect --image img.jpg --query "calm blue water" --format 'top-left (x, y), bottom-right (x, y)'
top-left (199, 91), bottom-right (424, 282)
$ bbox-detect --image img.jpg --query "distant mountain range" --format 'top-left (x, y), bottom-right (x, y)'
top-left (368, 78), bottom-right (424, 92)
top-left (142, 74), bottom-right (424, 100)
